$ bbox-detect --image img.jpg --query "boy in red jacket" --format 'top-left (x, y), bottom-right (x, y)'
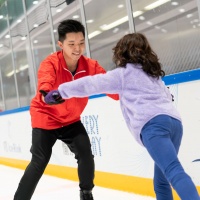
top-left (14, 19), bottom-right (118, 200)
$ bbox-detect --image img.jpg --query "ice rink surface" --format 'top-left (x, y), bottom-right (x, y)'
top-left (0, 164), bottom-right (155, 200)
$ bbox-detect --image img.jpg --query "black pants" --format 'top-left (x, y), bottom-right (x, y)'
top-left (14, 121), bottom-right (94, 200)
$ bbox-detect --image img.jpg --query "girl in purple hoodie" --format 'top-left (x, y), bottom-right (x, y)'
top-left (43, 33), bottom-right (200, 200)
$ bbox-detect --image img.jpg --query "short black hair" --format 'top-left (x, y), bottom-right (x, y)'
top-left (58, 19), bottom-right (85, 42)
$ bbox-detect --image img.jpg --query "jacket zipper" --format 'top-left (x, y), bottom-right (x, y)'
top-left (73, 70), bottom-right (86, 80)
top-left (63, 68), bottom-right (86, 80)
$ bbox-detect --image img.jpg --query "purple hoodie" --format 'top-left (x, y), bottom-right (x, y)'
top-left (58, 63), bottom-right (181, 146)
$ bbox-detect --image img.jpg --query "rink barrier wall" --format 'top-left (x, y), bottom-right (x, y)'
top-left (1, 68), bottom-right (200, 199)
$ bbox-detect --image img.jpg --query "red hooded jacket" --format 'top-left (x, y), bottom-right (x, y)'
top-left (30, 51), bottom-right (118, 129)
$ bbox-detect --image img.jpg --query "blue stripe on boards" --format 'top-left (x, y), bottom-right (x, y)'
top-left (163, 68), bottom-right (200, 85)
top-left (0, 106), bottom-right (30, 116)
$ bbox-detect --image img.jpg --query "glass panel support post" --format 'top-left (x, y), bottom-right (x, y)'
top-left (196, 0), bottom-right (200, 20)
top-left (126, 0), bottom-right (136, 33)
top-left (78, 0), bottom-right (91, 58)
top-left (5, 1), bottom-right (21, 107)
top-left (0, 66), bottom-right (6, 110)
top-left (22, 0), bottom-right (37, 94)
top-left (46, 0), bottom-right (57, 53)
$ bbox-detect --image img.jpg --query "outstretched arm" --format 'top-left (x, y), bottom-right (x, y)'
top-left (58, 68), bottom-right (122, 99)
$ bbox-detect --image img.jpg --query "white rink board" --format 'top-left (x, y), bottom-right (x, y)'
top-left (0, 80), bottom-right (200, 186)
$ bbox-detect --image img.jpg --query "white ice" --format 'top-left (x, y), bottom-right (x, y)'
top-left (0, 164), bottom-right (156, 200)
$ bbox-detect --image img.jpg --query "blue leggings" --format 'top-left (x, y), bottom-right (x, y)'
top-left (141, 115), bottom-right (199, 200)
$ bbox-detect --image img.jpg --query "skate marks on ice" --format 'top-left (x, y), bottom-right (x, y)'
top-left (0, 165), bottom-right (155, 200)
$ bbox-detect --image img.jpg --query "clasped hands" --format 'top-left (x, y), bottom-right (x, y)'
top-left (40, 90), bottom-right (65, 105)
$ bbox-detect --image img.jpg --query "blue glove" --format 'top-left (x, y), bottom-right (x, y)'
top-left (39, 90), bottom-right (65, 105)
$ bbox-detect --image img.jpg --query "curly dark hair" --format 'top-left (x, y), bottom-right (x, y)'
top-left (112, 33), bottom-right (165, 78)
